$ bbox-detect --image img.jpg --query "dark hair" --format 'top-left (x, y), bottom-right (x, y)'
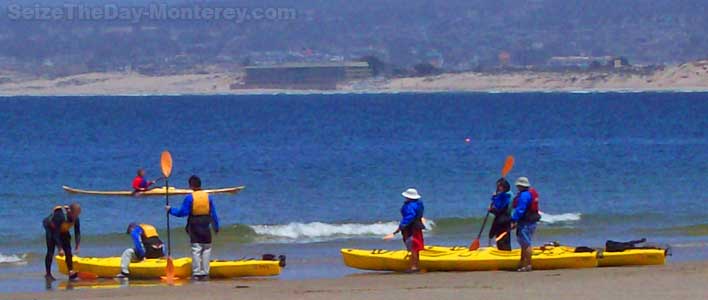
top-left (137, 168), bottom-right (144, 176)
top-left (126, 222), bottom-right (138, 234)
top-left (188, 175), bottom-right (201, 188)
top-left (496, 178), bottom-right (510, 193)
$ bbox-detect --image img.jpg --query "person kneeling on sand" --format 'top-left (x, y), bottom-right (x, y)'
top-left (385, 188), bottom-right (425, 273)
top-left (166, 175), bottom-right (220, 280)
top-left (510, 177), bottom-right (541, 272)
top-left (116, 223), bottom-right (165, 278)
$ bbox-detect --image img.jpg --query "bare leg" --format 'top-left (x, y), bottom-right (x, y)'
top-left (410, 250), bottom-right (420, 271)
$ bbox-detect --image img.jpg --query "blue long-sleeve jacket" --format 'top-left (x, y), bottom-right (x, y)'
top-left (399, 200), bottom-right (424, 230)
top-left (130, 226), bottom-right (147, 258)
top-left (490, 191), bottom-right (512, 214)
top-left (168, 194), bottom-right (220, 232)
top-left (511, 190), bottom-right (532, 222)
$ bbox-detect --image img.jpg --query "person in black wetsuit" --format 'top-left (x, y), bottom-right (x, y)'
top-left (43, 202), bottom-right (81, 281)
top-left (489, 178), bottom-right (513, 250)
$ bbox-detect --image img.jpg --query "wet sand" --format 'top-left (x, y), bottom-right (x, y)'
top-left (3, 261), bottom-right (706, 300)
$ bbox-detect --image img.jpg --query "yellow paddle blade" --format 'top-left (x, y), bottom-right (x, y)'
top-left (501, 155), bottom-right (515, 177)
top-left (160, 151), bottom-right (173, 178)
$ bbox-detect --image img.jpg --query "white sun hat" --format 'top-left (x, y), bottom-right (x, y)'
top-left (515, 177), bottom-right (531, 187)
top-left (401, 188), bottom-right (421, 200)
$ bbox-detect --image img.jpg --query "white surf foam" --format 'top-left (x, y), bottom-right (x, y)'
top-left (0, 253), bottom-right (27, 265)
top-left (251, 219), bottom-right (437, 240)
top-left (540, 212), bottom-right (582, 224)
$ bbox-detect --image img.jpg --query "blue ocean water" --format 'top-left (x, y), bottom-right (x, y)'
top-left (0, 92), bottom-right (706, 292)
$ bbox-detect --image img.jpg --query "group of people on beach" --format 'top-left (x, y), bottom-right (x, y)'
top-left (44, 168), bottom-right (539, 280)
top-left (43, 173), bottom-right (219, 281)
top-left (387, 176), bottom-right (540, 273)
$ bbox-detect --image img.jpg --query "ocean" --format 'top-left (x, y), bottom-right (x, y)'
top-left (0, 92), bottom-right (706, 292)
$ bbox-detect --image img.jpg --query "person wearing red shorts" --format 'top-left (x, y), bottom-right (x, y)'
top-left (386, 188), bottom-right (425, 272)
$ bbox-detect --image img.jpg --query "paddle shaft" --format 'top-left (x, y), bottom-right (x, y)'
top-left (475, 211), bottom-right (490, 240)
top-left (165, 178), bottom-right (171, 256)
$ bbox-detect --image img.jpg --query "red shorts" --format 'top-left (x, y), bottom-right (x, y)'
top-left (403, 229), bottom-right (424, 253)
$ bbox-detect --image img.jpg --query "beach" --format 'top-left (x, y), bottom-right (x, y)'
top-left (3, 262), bottom-right (706, 300)
top-left (1, 61), bottom-right (707, 96)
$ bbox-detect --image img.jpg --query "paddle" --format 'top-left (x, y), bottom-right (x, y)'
top-left (160, 150), bottom-right (176, 283)
top-left (469, 155), bottom-right (515, 250)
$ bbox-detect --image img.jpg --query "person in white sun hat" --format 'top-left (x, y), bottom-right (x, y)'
top-left (384, 188), bottom-right (426, 273)
top-left (511, 176), bottom-right (541, 272)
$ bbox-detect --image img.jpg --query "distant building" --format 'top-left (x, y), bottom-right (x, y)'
top-left (547, 56), bottom-right (629, 70)
top-left (242, 62), bottom-right (372, 89)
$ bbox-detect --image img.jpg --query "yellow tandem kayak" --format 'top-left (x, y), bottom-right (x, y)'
top-left (341, 244), bottom-right (666, 272)
top-left (341, 246), bottom-right (598, 272)
top-left (425, 245), bottom-right (667, 267)
top-left (62, 185), bottom-right (245, 196)
top-left (56, 256), bottom-right (282, 278)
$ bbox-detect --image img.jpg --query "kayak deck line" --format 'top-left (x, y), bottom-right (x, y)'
top-left (62, 185), bottom-right (245, 196)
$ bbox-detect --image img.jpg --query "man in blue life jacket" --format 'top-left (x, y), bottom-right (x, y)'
top-left (510, 177), bottom-right (541, 272)
top-left (165, 175), bottom-right (220, 280)
top-left (42, 202), bottom-right (81, 281)
top-left (115, 223), bottom-right (165, 279)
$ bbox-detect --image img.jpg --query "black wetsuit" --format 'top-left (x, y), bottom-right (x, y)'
top-left (42, 209), bottom-right (80, 275)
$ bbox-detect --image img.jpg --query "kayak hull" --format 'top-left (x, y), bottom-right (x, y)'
top-left (598, 249), bottom-right (667, 267)
top-left (56, 256), bottom-right (281, 278)
top-left (62, 185), bottom-right (245, 196)
top-left (341, 246), bottom-right (598, 272)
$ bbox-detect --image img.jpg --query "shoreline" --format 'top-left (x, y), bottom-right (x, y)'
top-left (1, 60), bottom-right (706, 96)
top-left (3, 261), bottom-right (706, 300)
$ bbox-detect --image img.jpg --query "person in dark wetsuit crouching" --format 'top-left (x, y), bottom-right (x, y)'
top-left (43, 202), bottom-right (81, 281)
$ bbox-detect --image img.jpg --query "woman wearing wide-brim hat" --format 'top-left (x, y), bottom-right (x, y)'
top-left (384, 188), bottom-right (426, 273)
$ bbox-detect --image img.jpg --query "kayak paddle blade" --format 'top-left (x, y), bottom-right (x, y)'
top-left (501, 155), bottom-right (515, 177)
top-left (469, 239), bottom-right (480, 251)
top-left (162, 257), bottom-right (176, 284)
top-left (160, 151), bottom-right (173, 178)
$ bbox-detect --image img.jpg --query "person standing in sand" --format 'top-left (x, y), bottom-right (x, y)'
top-left (510, 177), bottom-right (541, 272)
top-left (385, 188), bottom-right (425, 273)
top-left (42, 202), bottom-right (81, 281)
top-left (166, 175), bottom-right (220, 280)
top-left (489, 178), bottom-right (513, 250)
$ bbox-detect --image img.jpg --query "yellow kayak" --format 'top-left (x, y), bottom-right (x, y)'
top-left (597, 249), bottom-right (667, 267)
top-left (341, 246), bottom-right (598, 272)
top-left (62, 185), bottom-right (245, 196)
top-left (56, 256), bottom-right (282, 278)
top-left (425, 245), bottom-right (667, 267)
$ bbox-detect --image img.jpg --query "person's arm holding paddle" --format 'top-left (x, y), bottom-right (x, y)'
top-left (166, 196), bottom-right (192, 217)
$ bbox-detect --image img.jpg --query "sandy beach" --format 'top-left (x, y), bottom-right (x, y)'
top-left (1, 61), bottom-right (707, 96)
top-left (3, 262), bottom-right (706, 300)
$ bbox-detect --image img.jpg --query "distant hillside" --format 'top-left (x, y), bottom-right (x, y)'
top-left (0, 0), bottom-right (707, 77)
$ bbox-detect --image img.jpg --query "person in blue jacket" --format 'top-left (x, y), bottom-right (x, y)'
top-left (511, 176), bottom-right (541, 272)
top-left (116, 223), bottom-right (165, 278)
top-left (165, 175), bottom-right (220, 279)
top-left (385, 188), bottom-right (425, 273)
top-left (488, 178), bottom-right (513, 250)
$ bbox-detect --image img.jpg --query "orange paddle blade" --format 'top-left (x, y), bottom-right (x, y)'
top-left (501, 155), bottom-right (515, 177)
top-left (160, 151), bottom-right (173, 178)
top-left (166, 256), bottom-right (175, 276)
top-left (469, 238), bottom-right (480, 251)
top-left (77, 272), bottom-right (98, 280)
